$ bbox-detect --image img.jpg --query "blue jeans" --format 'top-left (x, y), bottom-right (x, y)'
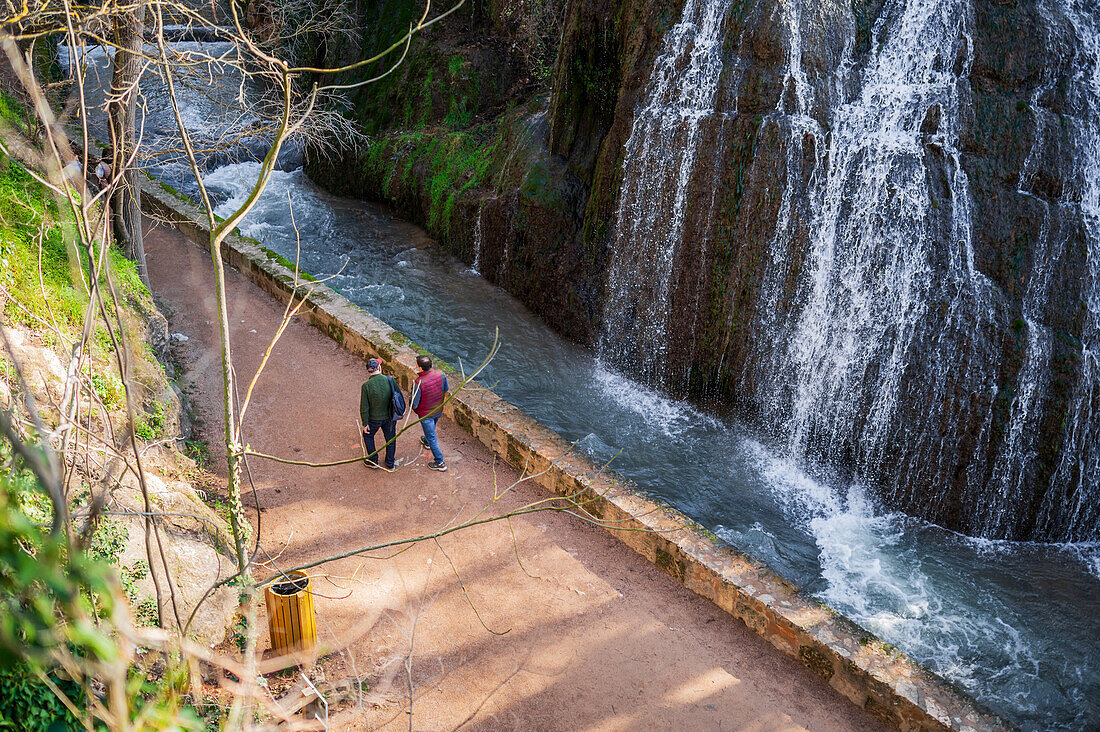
top-left (420, 415), bottom-right (444, 464)
top-left (364, 418), bottom-right (396, 469)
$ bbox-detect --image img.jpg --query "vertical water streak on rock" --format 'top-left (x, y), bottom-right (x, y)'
top-left (985, 3), bottom-right (1059, 538)
top-left (776, 0), bottom-right (1001, 508)
top-left (1039, 0), bottom-right (1100, 542)
top-left (598, 0), bottom-right (734, 385)
top-left (745, 0), bottom-right (831, 421)
top-left (471, 202), bottom-right (485, 274)
top-left (497, 235), bottom-right (512, 284)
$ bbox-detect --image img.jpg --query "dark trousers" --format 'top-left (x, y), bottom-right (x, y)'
top-left (364, 418), bottom-right (396, 469)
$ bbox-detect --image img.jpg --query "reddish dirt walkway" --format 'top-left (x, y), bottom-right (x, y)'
top-left (144, 219), bottom-right (882, 731)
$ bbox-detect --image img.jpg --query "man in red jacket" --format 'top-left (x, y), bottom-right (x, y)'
top-left (412, 354), bottom-right (449, 472)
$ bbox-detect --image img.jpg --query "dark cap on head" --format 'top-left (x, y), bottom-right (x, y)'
top-left (367, 358), bottom-right (380, 371)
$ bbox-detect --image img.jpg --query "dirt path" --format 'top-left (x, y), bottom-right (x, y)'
top-left (144, 219), bottom-right (881, 731)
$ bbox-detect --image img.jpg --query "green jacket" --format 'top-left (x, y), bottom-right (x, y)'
top-left (360, 373), bottom-right (393, 423)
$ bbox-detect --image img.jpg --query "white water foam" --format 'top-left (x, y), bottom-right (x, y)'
top-left (206, 163), bottom-right (310, 225)
top-left (470, 202), bottom-right (485, 274)
top-left (590, 361), bottom-right (718, 439)
top-left (59, 40), bottom-right (236, 73)
top-left (741, 439), bottom-right (1042, 696)
top-left (986, 1), bottom-right (1059, 533)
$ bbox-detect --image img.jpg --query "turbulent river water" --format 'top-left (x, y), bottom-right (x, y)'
top-left (64, 35), bottom-right (1100, 731)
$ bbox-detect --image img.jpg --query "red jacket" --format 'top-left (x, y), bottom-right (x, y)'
top-left (413, 369), bottom-right (447, 417)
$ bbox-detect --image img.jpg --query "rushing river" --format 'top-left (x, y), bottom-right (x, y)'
top-left (64, 36), bottom-right (1100, 731)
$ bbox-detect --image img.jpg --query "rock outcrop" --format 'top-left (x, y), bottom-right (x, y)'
top-left (1, 319), bottom-right (238, 646)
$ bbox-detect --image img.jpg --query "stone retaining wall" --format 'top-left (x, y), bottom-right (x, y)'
top-left (140, 178), bottom-right (1013, 732)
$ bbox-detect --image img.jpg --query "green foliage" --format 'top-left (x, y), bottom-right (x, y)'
top-left (496, 0), bottom-right (563, 78)
top-left (2, 450), bottom-right (53, 528)
top-left (118, 560), bottom-right (147, 598)
top-left (132, 598), bottom-right (158, 628)
top-left (0, 664), bottom-right (83, 732)
top-left (107, 245), bottom-right (152, 312)
top-left (188, 698), bottom-right (227, 731)
top-left (260, 246), bottom-right (318, 282)
top-left (0, 450), bottom-right (209, 727)
top-left (0, 160), bottom-right (85, 338)
top-left (0, 143), bottom-right (156, 345)
top-left (418, 68), bottom-right (436, 128)
top-left (92, 326), bottom-right (115, 354)
top-left (0, 89), bottom-right (32, 135)
top-left (0, 473), bottom-right (119, 670)
top-left (443, 55), bottom-right (476, 128)
top-left (156, 178), bottom-right (191, 203)
top-left (0, 469), bottom-right (88, 732)
top-left (0, 79), bottom-right (205, 732)
top-left (183, 439), bottom-right (211, 469)
top-left (447, 54), bottom-right (464, 78)
top-left (134, 398), bottom-right (166, 442)
top-left (426, 132), bottom-right (498, 231)
top-left (86, 517), bottom-right (128, 566)
top-left (387, 332), bottom-right (457, 374)
top-left (362, 126), bottom-right (500, 234)
top-left (86, 366), bottom-right (124, 409)
top-left (229, 615), bottom-right (248, 653)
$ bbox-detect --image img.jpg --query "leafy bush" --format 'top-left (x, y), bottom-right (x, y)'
top-left (86, 367), bottom-right (124, 409)
top-left (0, 664), bottom-right (83, 732)
top-left (134, 398), bottom-right (166, 441)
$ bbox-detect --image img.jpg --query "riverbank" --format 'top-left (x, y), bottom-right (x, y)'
top-left (139, 177), bottom-right (1014, 730)
top-left (141, 211), bottom-right (892, 729)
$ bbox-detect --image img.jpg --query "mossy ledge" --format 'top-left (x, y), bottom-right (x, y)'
top-left (139, 175), bottom-right (1013, 732)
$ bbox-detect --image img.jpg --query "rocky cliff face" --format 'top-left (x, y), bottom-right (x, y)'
top-left (305, 0), bottom-right (1098, 543)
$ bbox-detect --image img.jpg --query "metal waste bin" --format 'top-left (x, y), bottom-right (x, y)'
top-left (264, 571), bottom-right (317, 655)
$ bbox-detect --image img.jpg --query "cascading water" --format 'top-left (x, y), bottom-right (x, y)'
top-left (598, 0), bottom-right (733, 384)
top-left (742, 0), bottom-right (830, 409)
top-left (765, 0), bottom-right (1002, 519)
top-left (597, 0), bottom-right (1097, 544)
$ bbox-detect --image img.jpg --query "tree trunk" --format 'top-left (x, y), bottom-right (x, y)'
top-left (107, 2), bottom-right (148, 284)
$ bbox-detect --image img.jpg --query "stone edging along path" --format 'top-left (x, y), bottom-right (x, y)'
top-left (140, 178), bottom-right (1013, 732)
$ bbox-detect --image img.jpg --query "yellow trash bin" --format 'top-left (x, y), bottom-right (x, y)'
top-left (264, 571), bottom-right (317, 655)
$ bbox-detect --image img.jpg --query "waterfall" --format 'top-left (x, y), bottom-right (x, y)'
top-left (1037, 0), bottom-right (1100, 542)
top-left (598, 0), bottom-right (1098, 542)
top-left (598, 0), bottom-right (733, 384)
top-left (763, 0), bottom-right (1002, 513)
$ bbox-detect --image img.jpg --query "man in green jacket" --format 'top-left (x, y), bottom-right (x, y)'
top-left (360, 358), bottom-right (397, 469)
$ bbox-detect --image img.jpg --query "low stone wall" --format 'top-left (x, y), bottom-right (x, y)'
top-left (141, 179), bottom-right (1013, 732)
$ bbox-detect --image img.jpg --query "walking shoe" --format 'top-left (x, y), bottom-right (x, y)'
top-left (427, 461), bottom-right (447, 472)
top-left (364, 460), bottom-right (381, 469)
top-left (420, 436), bottom-right (431, 451)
